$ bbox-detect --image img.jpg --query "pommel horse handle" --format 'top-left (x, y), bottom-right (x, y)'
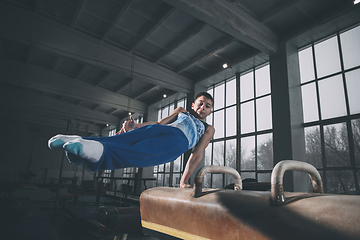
top-left (271, 160), bottom-right (324, 206)
top-left (194, 166), bottom-right (242, 197)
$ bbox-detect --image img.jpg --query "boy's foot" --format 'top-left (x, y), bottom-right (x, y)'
top-left (63, 139), bottom-right (103, 163)
top-left (48, 134), bottom-right (82, 150)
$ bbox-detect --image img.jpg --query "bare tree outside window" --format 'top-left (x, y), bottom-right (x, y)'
top-left (324, 123), bottom-right (350, 167)
top-left (304, 126), bottom-right (322, 168)
top-left (352, 119), bottom-right (360, 167)
top-left (299, 24), bottom-right (360, 194)
top-left (206, 64), bottom-right (273, 188)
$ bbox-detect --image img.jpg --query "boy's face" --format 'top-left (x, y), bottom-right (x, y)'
top-left (191, 95), bottom-right (213, 120)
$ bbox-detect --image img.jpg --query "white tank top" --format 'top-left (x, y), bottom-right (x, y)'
top-left (168, 112), bottom-right (207, 149)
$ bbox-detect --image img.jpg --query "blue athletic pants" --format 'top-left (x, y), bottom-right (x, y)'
top-left (66, 124), bottom-right (189, 172)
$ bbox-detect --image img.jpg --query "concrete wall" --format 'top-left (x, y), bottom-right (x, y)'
top-left (0, 118), bottom-right (96, 185)
top-left (269, 41), bottom-right (307, 192)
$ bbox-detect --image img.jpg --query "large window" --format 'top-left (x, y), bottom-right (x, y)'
top-left (153, 98), bottom-right (187, 187)
top-left (240, 65), bottom-right (273, 182)
top-left (299, 24), bottom-right (360, 195)
top-left (205, 64), bottom-right (273, 188)
top-left (205, 78), bottom-right (237, 188)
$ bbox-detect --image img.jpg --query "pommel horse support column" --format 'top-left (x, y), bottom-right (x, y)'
top-left (140, 161), bottom-right (360, 240)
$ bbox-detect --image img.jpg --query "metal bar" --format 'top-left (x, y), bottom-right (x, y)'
top-left (271, 160), bottom-right (324, 205)
top-left (195, 166), bottom-right (242, 197)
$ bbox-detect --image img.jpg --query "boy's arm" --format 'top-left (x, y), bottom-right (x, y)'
top-left (116, 107), bottom-right (186, 134)
top-left (158, 107), bottom-right (187, 125)
top-left (180, 125), bottom-right (215, 188)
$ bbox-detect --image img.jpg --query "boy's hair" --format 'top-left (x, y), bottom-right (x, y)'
top-left (195, 92), bottom-right (214, 106)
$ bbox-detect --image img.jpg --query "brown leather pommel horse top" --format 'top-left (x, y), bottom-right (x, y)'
top-left (140, 161), bottom-right (360, 240)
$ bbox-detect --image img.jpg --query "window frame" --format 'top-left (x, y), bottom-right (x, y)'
top-left (299, 25), bottom-right (360, 194)
top-left (205, 63), bottom-right (274, 188)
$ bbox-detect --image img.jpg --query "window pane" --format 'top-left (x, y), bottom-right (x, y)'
top-left (318, 75), bottom-right (347, 119)
top-left (204, 140), bottom-right (213, 187)
top-left (207, 88), bottom-right (213, 102)
top-left (255, 65), bottom-right (270, 97)
top-left (314, 36), bottom-right (341, 78)
top-left (345, 69), bottom-right (360, 115)
top-left (305, 126), bottom-right (322, 168)
top-left (226, 78), bottom-right (236, 106)
top-left (214, 83), bottom-right (225, 110)
top-left (165, 162), bottom-right (171, 172)
top-left (225, 139), bottom-right (236, 187)
top-left (226, 139), bottom-right (236, 169)
top-left (157, 109), bottom-right (161, 121)
top-left (164, 174), bottom-right (170, 186)
top-left (172, 173), bottom-right (180, 186)
top-left (326, 170), bottom-right (355, 194)
top-left (206, 111), bottom-right (213, 126)
top-left (225, 176), bottom-right (234, 188)
top-left (241, 136), bottom-right (255, 170)
top-left (162, 106), bottom-right (168, 119)
top-left (156, 174), bottom-right (163, 186)
top-left (173, 156), bottom-right (181, 172)
top-left (257, 133), bottom-right (273, 170)
top-left (258, 173), bottom-right (271, 182)
top-left (212, 174), bottom-right (223, 189)
top-left (214, 110), bottom-right (224, 139)
top-left (240, 72), bottom-right (254, 102)
top-left (158, 164), bottom-right (164, 172)
top-left (301, 82), bottom-right (319, 122)
top-left (169, 103), bottom-right (174, 113)
top-left (205, 143), bottom-right (212, 166)
top-left (213, 141), bottom-right (224, 166)
top-left (226, 106), bottom-right (236, 137)
top-left (340, 25), bottom-right (360, 70)
top-left (299, 46), bottom-right (315, 83)
top-left (204, 174), bottom-right (211, 188)
top-left (241, 172), bottom-right (255, 180)
top-left (324, 123), bottom-right (350, 167)
top-left (241, 101), bottom-right (255, 134)
top-left (177, 99), bottom-right (185, 108)
top-left (256, 96), bottom-right (272, 131)
top-left (352, 119), bottom-right (360, 167)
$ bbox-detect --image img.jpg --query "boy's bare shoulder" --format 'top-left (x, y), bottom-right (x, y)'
top-left (206, 125), bottom-right (215, 133)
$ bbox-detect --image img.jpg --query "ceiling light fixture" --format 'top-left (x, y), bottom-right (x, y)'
top-left (128, 112), bottom-right (132, 116)
top-left (223, 63), bottom-right (228, 69)
top-left (354, 0), bottom-right (360, 4)
top-left (163, 94), bottom-right (167, 98)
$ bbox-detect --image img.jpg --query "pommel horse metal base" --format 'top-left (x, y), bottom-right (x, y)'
top-left (140, 161), bottom-right (360, 240)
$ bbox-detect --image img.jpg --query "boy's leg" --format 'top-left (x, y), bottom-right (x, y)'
top-left (90, 125), bottom-right (189, 170)
top-left (50, 125), bottom-right (187, 172)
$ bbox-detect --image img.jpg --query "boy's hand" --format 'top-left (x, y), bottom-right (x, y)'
top-left (180, 181), bottom-right (192, 188)
top-left (116, 115), bottom-right (136, 135)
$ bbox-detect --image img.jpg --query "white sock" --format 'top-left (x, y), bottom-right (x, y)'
top-left (48, 134), bottom-right (82, 149)
top-left (64, 139), bottom-right (104, 163)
